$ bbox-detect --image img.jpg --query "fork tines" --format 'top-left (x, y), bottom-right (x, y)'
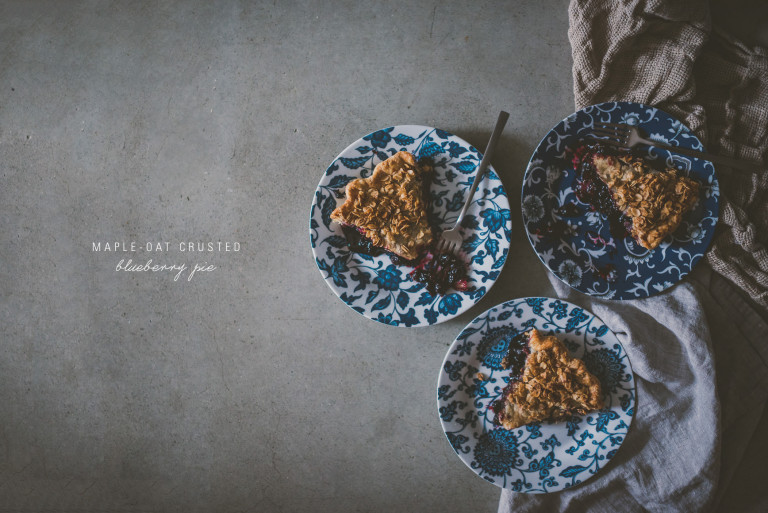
top-left (436, 238), bottom-right (458, 255)
top-left (591, 122), bottom-right (629, 146)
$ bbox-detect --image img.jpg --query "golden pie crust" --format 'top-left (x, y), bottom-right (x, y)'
top-left (495, 329), bottom-right (604, 431)
top-left (593, 154), bottom-right (699, 250)
top-left (330, 151), bottom-right (433, 260)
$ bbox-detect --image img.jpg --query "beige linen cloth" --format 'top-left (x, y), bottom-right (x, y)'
top-left (499, 1), bottom-right (768, 511)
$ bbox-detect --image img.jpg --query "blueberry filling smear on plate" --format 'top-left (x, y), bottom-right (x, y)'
top-left (491, 329), bottom-right (604, 431)
top-left (572, 143), bottom-right (700, 250)
top-left (410, 250), bottom-right (470, 295)
top-left (331, 150), bottom-right (471, 295)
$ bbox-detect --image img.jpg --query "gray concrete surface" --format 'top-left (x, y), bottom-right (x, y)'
top-left (0, 1), bottom-right (569, 511)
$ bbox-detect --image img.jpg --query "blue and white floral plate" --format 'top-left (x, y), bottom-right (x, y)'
top-left (437, 297), bottom-right (635, 493)
top-left (310, 126), bottom-right (512, 327)
top-left (522, 102), bottom-right (719, 299)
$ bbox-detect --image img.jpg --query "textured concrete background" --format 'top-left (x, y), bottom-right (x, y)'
top-left (0, 1), bottom-right (569, 511)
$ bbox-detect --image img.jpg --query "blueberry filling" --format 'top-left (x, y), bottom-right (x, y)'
top-left (556, 203), bottom-right (582, 217)
top-left (500, 331), bottom-right (531, 381)
top-left (340, 224), bottom-right (386, 257)
top-left (339, 224), bottom-right (470, 294)
top-left (339, 225), bottom-right (418, 265)
top-left (572, 144), bottom-right (633, 239)
top-left (491, 331), bottom-right (531, 424)
top-left (410, 250), bottom-right (470, 296)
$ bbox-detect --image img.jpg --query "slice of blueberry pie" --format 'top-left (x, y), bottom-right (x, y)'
top-left (574, 144), bottom-right (700, 250)
top-left (492, 329), bottom-right (604, 430)
top-left (331, 151), bottom-right (434, 260)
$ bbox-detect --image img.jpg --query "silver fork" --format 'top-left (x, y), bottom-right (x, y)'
top-left (591, 121), bottom-right (761, 172)
top-left (436, 110), bottom-right (509, 255)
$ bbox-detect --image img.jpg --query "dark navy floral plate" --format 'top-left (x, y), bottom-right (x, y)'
top-left (522, 101), bottom-right (719, 299)
top-left (310, 126), bottom-right (512, 327)
top-left (437, 297), bottom-right (635, 492)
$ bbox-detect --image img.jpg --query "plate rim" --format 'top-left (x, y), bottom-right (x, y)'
top-left (309, 124), bottom-right (512, 327)
top-left (436, 296), bottom-right (636, 492)
top-left (521, 100), bottom-right (719, 300)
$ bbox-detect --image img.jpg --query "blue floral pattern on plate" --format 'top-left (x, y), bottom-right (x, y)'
top-left (437, 297), bottom-right (635, 493)
top-left (522, 102), bottom-right (720, 299)
top-left (310, 126), bottom-right (512, 327)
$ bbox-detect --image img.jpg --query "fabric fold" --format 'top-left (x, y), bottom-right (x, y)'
top-left (500, 1), bottom-right (768, 511)
top-left (499, 273), bottom-right (721, 513)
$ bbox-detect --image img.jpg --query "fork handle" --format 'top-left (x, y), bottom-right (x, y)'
top-left (455, 111), bottom-right (510, 226)
top-left (648, 142), bottom-right (763, 173)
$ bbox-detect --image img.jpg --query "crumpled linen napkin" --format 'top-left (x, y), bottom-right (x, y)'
top-left (498, 268), bottom-right (768, 512)
top-left (504, 279), bottom-right (721, 512)
top-left (569, 0), bottom-right (768, 309)
top-left (499, 0), bottom-right (768, 511)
